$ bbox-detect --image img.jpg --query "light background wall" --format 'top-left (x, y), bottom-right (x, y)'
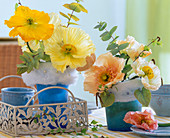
top-left (0, 0), bottom-right (127, 105)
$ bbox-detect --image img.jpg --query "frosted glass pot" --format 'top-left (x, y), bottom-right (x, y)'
top-left (106, 79), bottom-right (143, 131)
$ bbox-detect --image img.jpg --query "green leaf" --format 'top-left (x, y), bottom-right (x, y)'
top-left (59, 12), bottom-right (70, 20)
top-left (110, 49), bottom-right (119, 55)
top-left (56, 127), bottom-right (61, 133)
top-left (37, 48), bottom-right (44, 59)
top-left (122, 64), bottom-right (132, 74)
top-left (68, 13), bottom-right (79, 21)
top-left (144, 46), bottom-right (150, 51)
top-left (115, 53), bottom-right (129, 59)
top-left (94, 24), bottom-right (101, 29)
top-left (67, 22), bottom-right (79, 25)
top-left (134, 87), bottom-right (151, 107)
top-left (109, 26), bottom-right (117, 36)
top-left (34, 56), bottom-right (40, 69)
top-left (93, 134), bottom-right (99, 138)
top-left (63, 4), bottom-right (72, 10)
top-left (92, 127), bottom-right (98, 132)
top-left (100, 91), bottom-right (115, 107)
top-left (52, 116), bottom-right (55, 122)
top-left (107, 43), bottom-right (118, 50)
top-left (76, 122), bottom-right (79, 127)
top-left (19, 55), bottom-right (28, 63)
top-left (42, 54), bottom-right (51, 62)
top-left (98, 84), bottom-right (102, 88)
top-left (101, 33), bottom-right (112, 41)
top-left (78, 3), bottom-right (88, 13)
top-left (91, 120), bottom-right (98, 125)
top-left (69, 3), bottom-right (81, 12)
top-left (17, 67), bottom-right (28, 75)
top-left (17, 64), bottom-right (27, 68)
top-left (34, 119), bottom-right (37, 124)
top-left (118, 43), bottom-right (129, 50)
top-left (15, 3), bottom-right (18, 11)
top-left (81, 128), bottom-right (87, 134)
top-left (98, 124), bottom-right (103, 127)
top-left (100, 31), bottom-right (109, 37)
top-left (50, 129), bottom-right (55, 134)
top-left (99, 22), bottom-right (107, 31)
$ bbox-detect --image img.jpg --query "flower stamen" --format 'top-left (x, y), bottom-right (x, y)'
top-left (142, 66), bottom-right (154, 79)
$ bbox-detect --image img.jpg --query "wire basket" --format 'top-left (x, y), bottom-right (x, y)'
top-left (0, 76), bottom-right (88, 137)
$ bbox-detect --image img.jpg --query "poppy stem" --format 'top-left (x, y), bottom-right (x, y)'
top-left (26, 42), bottom-right (33, 53)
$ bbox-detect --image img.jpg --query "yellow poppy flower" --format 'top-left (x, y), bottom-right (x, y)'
top-left (5, 6), bottom-right (54, 42)
top-left (132, 58), bottom-right (161, 91)
top-left (18, 13), bottom-right (61, 51)
top-left (44, 27), bottom-right (95, 72)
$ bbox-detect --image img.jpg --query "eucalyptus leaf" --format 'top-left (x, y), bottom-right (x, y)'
top-left (134, 87), bottom-right (151, 107)
top-left (59, 12), bottom-right (70, 20)
top-left (107, 43), bottom-right (118, 50)
top-left (68, 13), bottom-right (79, 21)
top-left (118, 43), bottom-right (129, 50)
top-left (63, 4), bottom-right (72, 10)
top-left (115, 53), bottom-right (129, 59)
top-left (100, 91), bottom-right (115, 107)
top-left (78, 3), bottom-right (88, 13)
top-left (69, 3), bottom-right (81, 12)
top-left (109, 26), bottom-right (117, 36)
top-left (122, 64), bottom-right (132, 73)
top-left (94, 25), bottom-right (101, 29)
top-left (100, 31), bottom-right (109, 37)
top-left (99, 22), bottom-right (107, 31)
top-left (110, 48), bottom-right (119, 55)
top-left (68, 22), bottom-right (79, 25)
top-left (101, 33), bottom-right (112, 41)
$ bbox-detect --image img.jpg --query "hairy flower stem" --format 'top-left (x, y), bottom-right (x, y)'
top-left (133, 36), bottom-right (160, 62)
top-left (26, 42), bottom-right (33, 53)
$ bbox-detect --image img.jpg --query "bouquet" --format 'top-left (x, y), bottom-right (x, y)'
top-left (84, 21), bottom-right (162, 107)
top-left (4, 0), bottom-right (96, 87)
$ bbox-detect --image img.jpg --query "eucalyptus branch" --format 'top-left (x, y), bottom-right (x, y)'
top-left (26, 42), bottom-right (33, 53)
top-left (104, 28), bottom-right (115, 42)
top-left (66, 1), bottom-right (79, 28)
top-left (133, 36), bottom-right (160, 62)
top-left (67, 10), bottom-right (75, 28)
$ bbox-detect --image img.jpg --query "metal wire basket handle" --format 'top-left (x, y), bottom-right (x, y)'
top-left (25, 86), bottom-right (76, 107)
top-left (0, 75), bottom-right (37, 91)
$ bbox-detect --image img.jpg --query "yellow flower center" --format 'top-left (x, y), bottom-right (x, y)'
top-left (27, 18), bottom-right (34, 25)
top-left (61, 44), bottom-right (76, 55)
top-left (142, 66), bottom-right (154, 79)
top-left (101, 73), bottom-right (110, 82)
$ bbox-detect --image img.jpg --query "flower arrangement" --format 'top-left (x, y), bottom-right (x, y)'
top-left (84, 21), bottom-right (162, 107)
top-left (5, 0), bottom-right (96, 78)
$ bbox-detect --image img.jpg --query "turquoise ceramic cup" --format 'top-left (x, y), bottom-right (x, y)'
top-left (1, 87), bottom-right (35, 106)
top-left (105, 100), bottom-right (142, 131)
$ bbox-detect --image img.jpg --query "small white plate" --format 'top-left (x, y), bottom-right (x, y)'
top-left (131, 126), bottom-right (170, 137)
